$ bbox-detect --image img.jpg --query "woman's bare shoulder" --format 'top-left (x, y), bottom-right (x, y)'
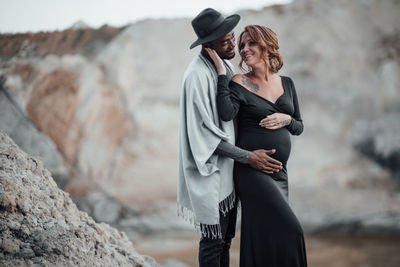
top-left (232, 74), bottom-right (245, 84)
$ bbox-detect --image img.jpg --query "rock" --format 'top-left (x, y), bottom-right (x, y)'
top-left (0, 25), bottom-right (123, 59)
top-left (70, 20), bottom-right (90, 30)
top-left (1, 238), bottom-right (20, 254)
top-left (73, 190), bottom-right (141, 228)
top-left (0, 78), bottom-right (70, 189)
top-left (18, 245), bottom-right (35, 258)
top-left (353, 112), bottom-right (400, 182)
top-left (118, 203), bottom-right (193, 236)
top-left (160, 259), bottom-right (189, 267)
top-left (0, 131), bottom-right (158, 266)
top-left (93, 197), bottom-right (122, 224)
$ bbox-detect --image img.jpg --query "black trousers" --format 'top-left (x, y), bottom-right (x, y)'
top-left (198, 204), bottom-right (238, 267)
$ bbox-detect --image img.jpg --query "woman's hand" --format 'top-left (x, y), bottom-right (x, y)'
top-left (259, 113), bottom-right (292, 130)
top-left (205, 47), bottom-right (227, 75)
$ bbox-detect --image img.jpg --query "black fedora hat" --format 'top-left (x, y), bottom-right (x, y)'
top-left (190, 8), bottom-right (240, 49)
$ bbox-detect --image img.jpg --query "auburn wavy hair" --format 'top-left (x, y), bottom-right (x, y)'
top-left (238, 25), bottom-right (283, 73)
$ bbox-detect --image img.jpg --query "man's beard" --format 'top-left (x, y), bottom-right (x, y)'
top-left (221, 51), bottom-right (235, 60)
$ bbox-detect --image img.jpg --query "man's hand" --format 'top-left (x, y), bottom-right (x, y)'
top-left (247, 149), bottom-right (282, 174)
top-left (205, 47), bottom-right (227, 75)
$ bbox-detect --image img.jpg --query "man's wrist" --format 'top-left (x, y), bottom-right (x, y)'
top-left (244, 150), bottom-right (251, 164)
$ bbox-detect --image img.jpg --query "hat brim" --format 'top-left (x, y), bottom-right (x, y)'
top-left (190, 14), bottom-right (240, 49)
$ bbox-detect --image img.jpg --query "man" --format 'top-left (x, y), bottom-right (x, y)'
top-left (178, 8), bottom-right (283, 267)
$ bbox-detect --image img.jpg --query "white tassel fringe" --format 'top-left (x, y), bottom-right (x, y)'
top-left (177, 191), bottom-right (236, 239)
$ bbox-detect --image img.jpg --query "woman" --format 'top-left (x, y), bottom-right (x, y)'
top-left (206, 25), bottom-right (307, 266)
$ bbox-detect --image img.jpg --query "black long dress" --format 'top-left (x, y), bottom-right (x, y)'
top-left (217, 75), bottom-right (307, 267)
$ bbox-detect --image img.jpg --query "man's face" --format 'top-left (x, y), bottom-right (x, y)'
top-left (208, 32), bottom-right (236, 60)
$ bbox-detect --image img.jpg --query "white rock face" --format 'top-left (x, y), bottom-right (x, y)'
top-left (0, 84), bottom-right (69, 187)
top-left (0, 131), bottom-right (157, 266)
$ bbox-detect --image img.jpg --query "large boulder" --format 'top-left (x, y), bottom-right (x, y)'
top-left (0, 131), bottom-right (157, 266)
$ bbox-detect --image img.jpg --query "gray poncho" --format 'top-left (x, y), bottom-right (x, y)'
top-left (178, 53), bottom-right (236, 239)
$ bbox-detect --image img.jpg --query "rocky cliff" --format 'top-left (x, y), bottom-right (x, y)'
top-left (0, 0), bottom-right (399, 235)
top-left (0, 131), bottom-right (157, 266)
top-left (0, 24), bottom-right (124, 59)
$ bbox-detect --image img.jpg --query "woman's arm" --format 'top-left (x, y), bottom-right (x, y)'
top-left (217, 75), bottom-right (241, 121)
top-left (286, 80), bottom-right (303, 135)
top-left (205, 47), bottom-right (241, 121)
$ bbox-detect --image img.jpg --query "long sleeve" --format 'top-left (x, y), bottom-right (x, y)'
top-left (286, 79), bottom-right (304, 136)
top-left (215, 140), bottom-right (250, 164)
top-left (217, 75), bottom-right (241, 121)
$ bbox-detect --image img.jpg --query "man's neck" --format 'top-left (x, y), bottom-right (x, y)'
top-left (201, 47), bottom-right (213, 63)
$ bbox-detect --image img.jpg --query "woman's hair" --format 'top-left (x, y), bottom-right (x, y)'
top-left (238, 25), bottom-right (283, 73)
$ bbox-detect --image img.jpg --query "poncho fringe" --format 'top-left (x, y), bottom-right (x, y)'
top-left (177, 190), bottom-right (236, 239)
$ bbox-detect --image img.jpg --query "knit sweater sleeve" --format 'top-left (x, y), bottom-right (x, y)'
top-left (215, 140), bottom-right (250, 164)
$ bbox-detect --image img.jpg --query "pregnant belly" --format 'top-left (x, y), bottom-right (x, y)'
top-left (236, 128), bottom-right (291, 166)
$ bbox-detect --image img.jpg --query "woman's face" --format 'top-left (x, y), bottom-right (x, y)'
top-left (239, 32), bottom-right (262, 67)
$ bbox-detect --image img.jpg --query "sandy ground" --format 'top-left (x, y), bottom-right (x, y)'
top-left (135, 232), bottom-right (400, 267)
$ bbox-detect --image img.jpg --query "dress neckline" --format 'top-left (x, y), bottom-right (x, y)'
top-left (231, 75), bottom-right (286, 105)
